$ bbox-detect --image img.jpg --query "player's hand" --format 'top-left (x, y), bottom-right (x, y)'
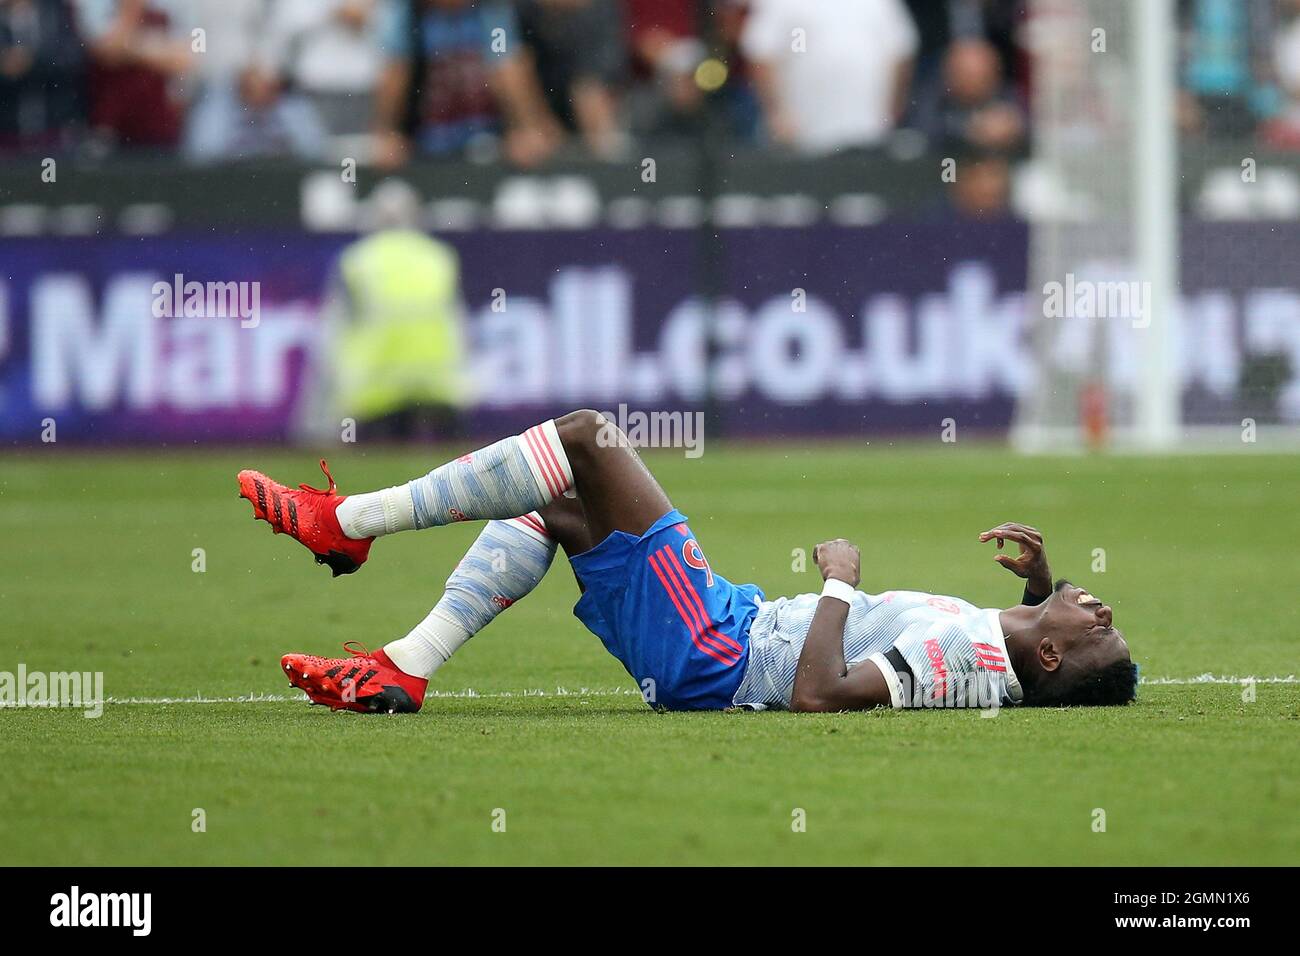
top-left (978, 522), bottom-right (1051, 597)
top-left (813, 539), bottom-right (860, 587)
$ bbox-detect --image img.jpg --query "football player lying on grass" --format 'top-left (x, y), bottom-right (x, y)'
top-left (237, 410), bottom-right (1136, 714)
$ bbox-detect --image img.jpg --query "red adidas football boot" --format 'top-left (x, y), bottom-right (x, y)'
top-left (237, 459), bottom-right (372, 576)
top-left (282, 642), bottom-right (427, 714)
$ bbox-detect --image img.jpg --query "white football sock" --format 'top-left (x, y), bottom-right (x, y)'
top-left (383, 513), bottom-right (557, 679)
top-left (335, 420), bottom-right (572, 540)
top-left (335, 484), bottom-right (416, 540)
top-left (407, 421), bottom-right (572, 528)
top-left (383, 607), bottom-right (472, 678)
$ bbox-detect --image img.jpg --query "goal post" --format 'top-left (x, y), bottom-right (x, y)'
top-left (1133, 0), bottom-right (1180, 450)
top-left (1013, 0), bottom-right (1182, 452)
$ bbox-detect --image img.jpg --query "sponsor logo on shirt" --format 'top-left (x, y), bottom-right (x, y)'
top-left (923, 637), bottom-right (948, 699)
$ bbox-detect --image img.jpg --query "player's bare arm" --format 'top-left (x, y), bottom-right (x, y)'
top-left (789, 539), bottom-right (892, 713)
top-left (980, 521), bottom-right (1053, 602)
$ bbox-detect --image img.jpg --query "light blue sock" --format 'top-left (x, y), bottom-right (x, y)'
top-left (407, 421), bottom-right (573, 530)
top-left (383, 514), bottom-right (557, 678)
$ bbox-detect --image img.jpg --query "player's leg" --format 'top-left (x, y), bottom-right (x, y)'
top-left (346, 408), bottom-right (669, 542)
top-left (553, 415), bottom-right (756, 711)
top-left (377, 489), bottom-right (595, 671)
top-left (359, 420), bottom-right (647, 681)
top-left (550, 409), bottom-right (673, 542)
top-left (282, 495), bottom-right (601, 711)
top-left (536, 493), bottom-right (598, 559)
top-left (237, 417), bottom-right (575, 575)
top-left (381, 494), bottom-right (595, 679)
top-left (281, 505), bottom-right (563, 712)
top-left (380, 511), bottom-right (559, 678)
top-left (336, 418), bottom-right (575, 536)
top-left (237, 410), bottom-right (669, 575)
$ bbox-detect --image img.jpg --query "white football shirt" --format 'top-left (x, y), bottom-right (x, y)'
top-left (732, 589), bottom-right (1024, 709)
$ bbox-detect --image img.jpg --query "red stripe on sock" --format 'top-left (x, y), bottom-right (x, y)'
top-left (513, 513), bottom-right (550, 538)
top-left (531, 423), bottom-right (571, 493)
top-left (521, 428), bottom-right (553, 497)
top-left (523, 427), bottom-right (562, 498)
top-left (531, 426), bottom-right (567, 497)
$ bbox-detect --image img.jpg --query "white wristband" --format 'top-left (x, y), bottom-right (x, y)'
top-left (820, 578), bottom-right (856, 605)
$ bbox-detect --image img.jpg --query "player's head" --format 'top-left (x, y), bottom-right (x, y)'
top-left (1020, 580), bottom-right (1137, 707)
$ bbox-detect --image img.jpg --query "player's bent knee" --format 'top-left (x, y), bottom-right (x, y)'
top-left (556, 408), bottom-right (623, 460)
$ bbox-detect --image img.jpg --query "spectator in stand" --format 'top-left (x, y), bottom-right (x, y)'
top-left (183, 0), bottom-right (330, 162)
top-left (0, 0), bottom-right (85, 153)
top-left (1178, 0), bottom-right (1277, 139)
top-left (980, 1), bottom-right (1029, 95)
top-left (261, 0), bottom-right (390, 141)
top-left (901, 0), bottom-right (1028, 122)
top-left (373, 0), bottom-right (561, 168)
top-left (920, 37), bottom-right (1024, 154)
top-left (740, 0), bottom-right (918, 153)
top-left (901, 0), bottom-right (954, 117)
top-left (514, 0), bottom-right (625, 158)
top-left (948, 149), bottom-right (1011, 218)
top-left (624, 0), bottom-right (707, 138)
top-left (71, 0), bottom-right (193, 149)
top-left (714, 0), bottom-right (762, 141)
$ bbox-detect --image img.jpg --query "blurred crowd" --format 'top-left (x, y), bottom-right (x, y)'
top-left (3, 0), bottom-right (1299, 165)
top-left (0, 0), bottom-right (1023, 164)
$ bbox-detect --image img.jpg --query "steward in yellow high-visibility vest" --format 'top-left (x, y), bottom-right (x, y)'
top-left (333, 226), bottom-right (469, 423)
top-left (298, 179), bottom-right (471, 442)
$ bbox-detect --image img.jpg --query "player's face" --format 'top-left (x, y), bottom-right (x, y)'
top-left (1040, 582), bottom-right (1129, 670)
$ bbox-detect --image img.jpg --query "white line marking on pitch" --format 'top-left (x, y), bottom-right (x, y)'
top-left (1139, 674), bottom-right (1297, 685)
top-left (2, 674), bottom-right (1291, 707)
top-left (90, 687), bottom-right (649, 705)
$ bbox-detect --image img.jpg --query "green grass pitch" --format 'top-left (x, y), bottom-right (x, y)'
top-left (2, 444), bottom-right (1296, 865)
